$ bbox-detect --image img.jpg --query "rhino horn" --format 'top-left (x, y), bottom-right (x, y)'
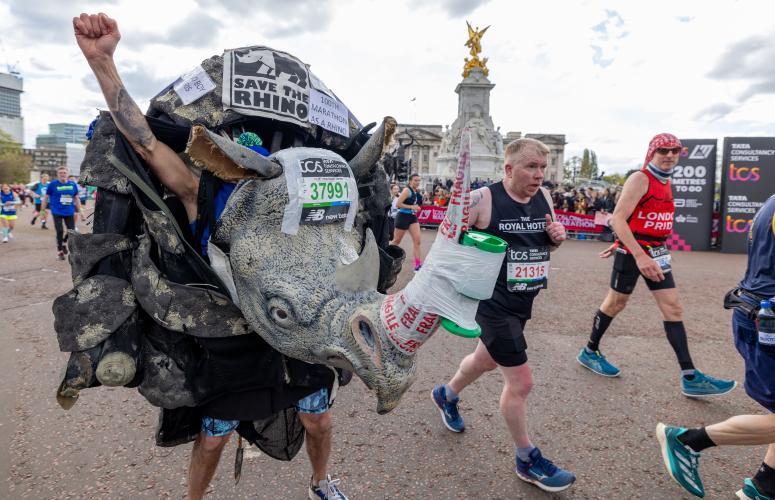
top-left (348, 116), bottom-right (397, 181)
top-left (186, 125), bottom-right (283, 181)
top-left (335, 228), bottom-right (379, 292)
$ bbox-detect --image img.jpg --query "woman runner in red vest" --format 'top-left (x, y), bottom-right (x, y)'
top-left (576, 133), bottom-right (736, 397)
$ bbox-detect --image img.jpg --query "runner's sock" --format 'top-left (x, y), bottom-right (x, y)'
top-left (753, 462), bottom-right (775, 497)
top-left (677, 427), bottom-right (715, 452)
top-left (664, 321), bottom-right (695, 373)
top-left (587, 309), bottom-right (614, 351)
top-left (516, 444), bottom-right (536, 462)
top-left (443, 384), bottom-right (458, 402)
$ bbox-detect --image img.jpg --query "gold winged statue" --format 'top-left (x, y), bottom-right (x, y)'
top-left (463, 21), bottom-right (490, 77)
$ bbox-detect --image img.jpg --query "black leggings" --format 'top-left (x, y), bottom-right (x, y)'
top-left (52, 214), bottom-right (75, 251)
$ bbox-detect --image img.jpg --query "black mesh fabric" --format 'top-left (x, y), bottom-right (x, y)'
top-left (236, 407), bottom-right (305, 461)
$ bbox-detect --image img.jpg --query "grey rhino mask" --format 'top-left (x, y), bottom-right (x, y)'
top-left (201, 118), bottom-right (431, 414)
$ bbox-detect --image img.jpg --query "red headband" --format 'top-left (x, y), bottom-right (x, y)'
top-left (643, 133), bottom-right (682, 169)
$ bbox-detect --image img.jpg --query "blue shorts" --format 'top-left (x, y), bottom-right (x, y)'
top-left (202, 387), bottom-right (330, 437)
top-left (733, 309), bottom-right (775, 413)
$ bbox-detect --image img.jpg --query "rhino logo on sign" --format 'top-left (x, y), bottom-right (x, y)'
top-left (234, 48), bottom-right (308, 88)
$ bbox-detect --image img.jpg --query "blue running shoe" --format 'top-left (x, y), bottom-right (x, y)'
top-left (656, 423), bottom-right (705, 498)
top-left (515, 447), bottom-right (576, 492)
top-left (681, 370), bottom-right (737, 397)
top-left (431, 385), bottom-right (465, 432)
top-left (576, 348), bottom-right (621, 377)
top-left (308, 475), bottom-right (348, 500)
top-left (737, 478), bottom-right (772, 500)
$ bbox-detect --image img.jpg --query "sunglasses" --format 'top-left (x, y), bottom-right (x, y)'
top-left (656, 147), bottom-right (681, 155)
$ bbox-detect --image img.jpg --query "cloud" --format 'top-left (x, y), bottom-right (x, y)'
top-left (416, 0), bottom-right (492, 17)
top-left (694, 103), bottom-right (734, 122)
top-left (706, 33), bottom-right (775, 102)
top-left (117, 11), bottom-right (223, 50)
top-left (676, 16), bottom-right (693, 23)
top-left (157, 11), bottom-right (222, 46)
top-left (80, 64), bottom-right (174, 101)
top-left (192, 0), bottom-right (333, 37)
top-left (9, 1), bottom-right (119, 43)
top-left (590, 10), bottom-right (628, 68)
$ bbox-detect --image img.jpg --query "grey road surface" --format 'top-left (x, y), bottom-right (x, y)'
top-left (0, 207), bottom-right (762, 499)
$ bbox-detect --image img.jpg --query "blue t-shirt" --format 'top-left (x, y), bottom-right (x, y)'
top-left (191, 182), bottom-right (236, 256)
top-left (740, 194), bottom-right (775, 300)
top-left (1, 191), bottom-right (17, 216)
top-left (34, 182), bottom-right (49, 203)
top-left (45, 180), bottom-right (79, 216)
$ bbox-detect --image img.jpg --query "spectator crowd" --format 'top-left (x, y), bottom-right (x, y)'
top-left (411, 176), bottom-right (621, 215)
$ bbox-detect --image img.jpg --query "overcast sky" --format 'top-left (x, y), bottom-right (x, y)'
top-left (1, 0), bottom-right (774, 173)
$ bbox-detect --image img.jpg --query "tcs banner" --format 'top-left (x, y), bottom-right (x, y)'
top-left (720, 137), bottom-right (775, 253)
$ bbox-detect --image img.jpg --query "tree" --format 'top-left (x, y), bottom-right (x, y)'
top-left (580, 148), bottom-right (599, 179)
top-left (0, 130), bottom-right (31, 184)
top-left (563, 156), bottom-right (581, 183)
top-left (602, 173), bottom-right (626, 186)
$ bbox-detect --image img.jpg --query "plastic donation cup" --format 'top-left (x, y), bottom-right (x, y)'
top-left (441, 230), bottom-right (507, 338)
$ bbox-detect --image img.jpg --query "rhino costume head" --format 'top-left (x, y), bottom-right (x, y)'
top-left (188, 118), bottom-right (435, 414)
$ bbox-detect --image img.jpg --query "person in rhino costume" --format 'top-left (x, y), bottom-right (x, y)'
top-left (74, 12), bottom-right (347, 500)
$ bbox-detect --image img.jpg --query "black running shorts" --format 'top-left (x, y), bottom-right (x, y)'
top-left (395, 212), bottom-right (418, 230)
top-left (477, 310), bottom-right (529, 367)
top-left (610, 250), bottom-right (675, 294)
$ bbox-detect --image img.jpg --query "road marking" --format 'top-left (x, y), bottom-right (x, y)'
top-left (0, 277), bottom-right (15, 282)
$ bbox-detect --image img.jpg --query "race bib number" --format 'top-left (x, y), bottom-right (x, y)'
top-left (298, 158), bottom-right (354, 225)
top-left (506, 246), bottom-right (550, 292)
top-left (647, 245), bottom-right (672, 273)
top-left (60, 195), bottom-right (73, 206)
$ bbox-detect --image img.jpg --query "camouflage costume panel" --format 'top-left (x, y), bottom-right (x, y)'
top-left (53, 274), bottom-right (137, 352)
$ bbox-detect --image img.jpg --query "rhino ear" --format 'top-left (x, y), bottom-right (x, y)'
top-left (186, 125), bottom-right (283, 181)
top-left (348, 116), bottom-right (396, 181)
top-left (335, 228), bottom-right (380, 293)
top-left (207, 242), bottom-right (240, 307)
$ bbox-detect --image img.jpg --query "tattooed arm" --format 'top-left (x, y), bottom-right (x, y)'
top-left (74, 13), bottom-right (199, 221)
top-left (467, 187), bottom-right (492, 230)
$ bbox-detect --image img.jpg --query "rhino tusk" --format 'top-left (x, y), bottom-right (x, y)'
top-left (348, 116), bottom-right (397, 181)
top-left (186, 125), bottom-right (283, 181)
top-left (335, 228), bottom-right (380, 292)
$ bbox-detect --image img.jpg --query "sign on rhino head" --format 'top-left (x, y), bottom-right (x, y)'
top-left (187, 119), bottom-right (436, 414)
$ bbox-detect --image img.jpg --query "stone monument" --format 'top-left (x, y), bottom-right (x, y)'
top-left (437, 22), bottom-right (504, 180)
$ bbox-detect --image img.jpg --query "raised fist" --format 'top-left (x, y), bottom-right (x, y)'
top-left (73, 13), bottom-right (121, 61)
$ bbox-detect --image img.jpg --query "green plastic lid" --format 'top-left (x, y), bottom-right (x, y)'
top-left (441, 317), bottom-right (482, 338)
top-left (461, 230), bottom-right (508, 253)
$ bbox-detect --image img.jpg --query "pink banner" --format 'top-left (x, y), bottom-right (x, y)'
top-left (594, 211), bottom-right (612, 227)
top-left (555, 210), bottom-right (602, 233)
top-left (417, 206), bottom-right (448, 225)
top-left (418, 207), bottom-right (605, 234)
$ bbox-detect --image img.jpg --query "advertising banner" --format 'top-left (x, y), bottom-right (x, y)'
top-left (417, 206), bottom-right (448, 225)
top-left (666, 139), bottom-right (717, 251)
top-left (418, 206), bottom-right (608, 235)
top-left (720, 137), bottom-right (775, 253)
top-left (555, 210), bottom-right (602, 233)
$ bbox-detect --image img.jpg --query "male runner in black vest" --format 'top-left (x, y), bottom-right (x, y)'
top-left (431, 138), bottom-right (575, 492)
